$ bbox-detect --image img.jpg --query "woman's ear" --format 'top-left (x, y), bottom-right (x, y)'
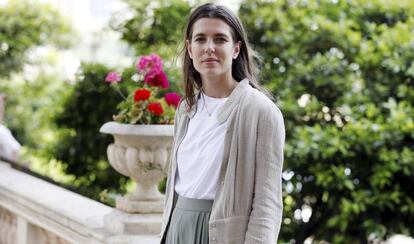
top-left (233, 41), bottom-right (241, 59)
top-left (186, 40), bottom-right (193, 59)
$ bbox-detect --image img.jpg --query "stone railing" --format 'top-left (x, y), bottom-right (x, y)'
top-left (0, 160), bottom-right (161, 244)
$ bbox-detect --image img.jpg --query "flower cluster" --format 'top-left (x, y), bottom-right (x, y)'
top-left (105, 54), bottom-right (181, 124)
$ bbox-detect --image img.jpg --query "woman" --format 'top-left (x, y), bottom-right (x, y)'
top-left (160, 3), bottom-right (285, 244)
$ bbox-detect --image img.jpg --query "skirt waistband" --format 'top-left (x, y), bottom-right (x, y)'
top-left (175, 195), bottom-right (213, 212)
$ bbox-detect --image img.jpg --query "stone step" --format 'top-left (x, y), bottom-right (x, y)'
top-left (106, 234), bottom-right (160, 244)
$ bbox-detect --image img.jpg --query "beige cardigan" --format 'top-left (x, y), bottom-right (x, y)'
top-left (160, 78), bottom-right (285, 244)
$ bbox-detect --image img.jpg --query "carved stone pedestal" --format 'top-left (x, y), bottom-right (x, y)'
top-left (100, 122), bottom-right (174, 214)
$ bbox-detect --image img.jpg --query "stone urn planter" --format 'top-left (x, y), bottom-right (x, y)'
top-left (100, 121), bottom-right (174, 213)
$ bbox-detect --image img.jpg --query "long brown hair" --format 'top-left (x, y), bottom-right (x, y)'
top-left (181, 3), bottom-right (273, 111)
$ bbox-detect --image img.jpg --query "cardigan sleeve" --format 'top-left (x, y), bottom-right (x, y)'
top-left (163, 99), bottom-right (183, 204)
top-left (244, 103), bottom-right (285, 244)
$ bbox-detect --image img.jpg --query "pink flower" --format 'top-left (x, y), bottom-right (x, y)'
top-left (164, 92), bottom-right (181, 108)
top-left (136, 54), bottom-right (163, 80)
top-left (144, 70), bottom-right (169, 89)
top-left (105, 71), bottom-right (121, 83)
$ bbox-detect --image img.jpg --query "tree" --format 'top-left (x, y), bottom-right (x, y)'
top-left (52, 63), bottom-right (129, 201)
top-left (0, 0), bottom-right (73, 153)
top-left (110, 0), bottom-right (191, 93)
top-left (0, 0), bottom-right (72, 78)
top-left (111, 0), bottom-right (191, 58)
top-left (239, 0), bottom-right (414, 242)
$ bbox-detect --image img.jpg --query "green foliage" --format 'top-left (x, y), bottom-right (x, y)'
top-left (239, 0), bottom-right (414, 242)
top-left (158, 177), bottom-right (167, 194)
top-left (112, 0), bottom-right (191, 57)
top-left (114, 87), bottom-right (176, 124)
top-left (52, 63), bottom-right (129, 202)
top-left (0, 0), bottom-right (74, 179)
top-left (0, 68), bottom-right (78, 195)
top-left (5, 0), bottom-right (412, 240)
top-left (110, 0), bottom-right (191, 93)
top-left (0, 0), bottom-right (73, 78)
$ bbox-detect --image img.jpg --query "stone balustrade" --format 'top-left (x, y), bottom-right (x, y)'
top-left (0, 161), bottom-right (161, 244)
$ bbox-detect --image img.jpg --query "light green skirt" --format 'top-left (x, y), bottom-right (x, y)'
top-left (165, 196), bottom-right (213, 244)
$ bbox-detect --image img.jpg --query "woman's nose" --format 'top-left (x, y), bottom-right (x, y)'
top-left (204, 40), bottom-right (215, 55)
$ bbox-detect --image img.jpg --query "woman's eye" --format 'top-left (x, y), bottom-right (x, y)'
top-left (216, 38), bottom-right (226, 43)
top-left (195, 38), bottom-right (205, 42)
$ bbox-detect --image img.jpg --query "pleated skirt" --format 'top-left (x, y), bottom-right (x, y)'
top-left (165, 195), bottom-right (213, 244)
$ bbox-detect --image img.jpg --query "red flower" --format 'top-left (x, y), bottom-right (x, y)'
top-left (147, 102), bottom-right (163, 116)
top-left (134, 88), bottom-right (151, 102)
top-left (144, 70), bottom-right (169, 89)
top-left (164, 92), bottom-right (181, 108)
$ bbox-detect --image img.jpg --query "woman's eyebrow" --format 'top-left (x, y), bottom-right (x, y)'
top-left (215, 33), bottom-right (230, 38)
top-left (193, 33), bottom-right (230, 38)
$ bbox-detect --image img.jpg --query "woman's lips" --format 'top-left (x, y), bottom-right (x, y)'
top-left (202, 58), bottom-right (219, 63)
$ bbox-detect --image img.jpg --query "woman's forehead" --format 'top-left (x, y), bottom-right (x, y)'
top-left (192, 18), bottom-right (232, 37)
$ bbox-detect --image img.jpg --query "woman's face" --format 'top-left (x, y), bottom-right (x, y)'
top-left (187, 18), bottom-right (240, 82)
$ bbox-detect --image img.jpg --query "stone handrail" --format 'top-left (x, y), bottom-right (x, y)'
top-left (0, 161), bottom-right (161, 244)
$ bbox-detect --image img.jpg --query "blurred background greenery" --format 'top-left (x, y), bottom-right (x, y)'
top-left (0, 0), bottom-right (413, 243)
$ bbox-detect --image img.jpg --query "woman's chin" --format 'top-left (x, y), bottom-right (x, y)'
top-left (198, 69), bottom-right (223, 78)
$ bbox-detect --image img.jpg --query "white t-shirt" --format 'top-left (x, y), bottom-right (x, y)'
top-left (174, 92), bottom-right (229, 200)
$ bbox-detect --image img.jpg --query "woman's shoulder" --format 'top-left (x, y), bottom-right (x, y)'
top-left (242, 86), bottom-right (283, 118)
top-left (175, 93), bottom-right (200, 119)
top-left (176, 98), bottom-right (187, 115)
top-left (239, 87), bottom-right (284, 133)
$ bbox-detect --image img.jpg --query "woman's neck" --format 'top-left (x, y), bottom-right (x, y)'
top-left (201, 76), bottom-right (237, 98)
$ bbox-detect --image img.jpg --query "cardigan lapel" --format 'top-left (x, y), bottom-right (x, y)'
top-left (217, 78), bottom-right (249, 124)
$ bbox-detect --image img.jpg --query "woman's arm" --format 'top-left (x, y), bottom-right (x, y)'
top-left (244, 104), bottom-right (285, 244)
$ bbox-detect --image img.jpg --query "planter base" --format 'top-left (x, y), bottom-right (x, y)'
top-left (116, 196), bottom-right (163, 213)
top-left (100, 122), bottom-right (174, 214)
top-left (104, 209), bottom-right (162, 235)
